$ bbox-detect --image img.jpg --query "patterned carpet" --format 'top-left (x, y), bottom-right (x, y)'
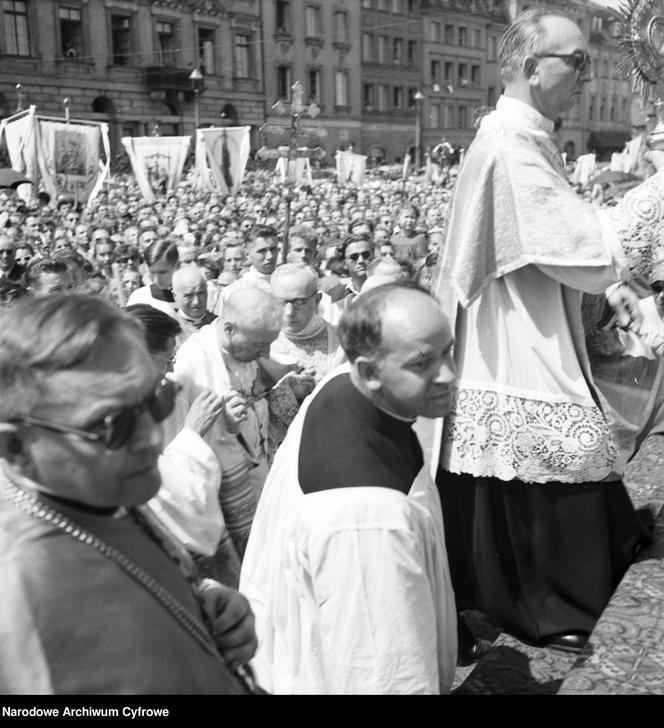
top-left (452, 434), bottom-right (664, 695)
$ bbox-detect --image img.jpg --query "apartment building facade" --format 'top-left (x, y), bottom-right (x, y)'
top-left (0, 0), bottom-right (265, 153)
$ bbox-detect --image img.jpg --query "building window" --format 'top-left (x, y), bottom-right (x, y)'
top-left (487, 85), bottom-right (495, 107)
top-left (392, 0), bottom-right (403, 12)
top-left (444, 61), bottom-right (453, 83)
top-left (407, 87), bottom-right (419, 110)
top-left (4, 0), bottom-right (29, 56)
top-left (198, 28), bottom-right (215, 75)
top-left (277, 65), bottom-right (292, 99)
top-left (364, 83), bottom-right (374, 110)
top-left (377, 0), bottom-right (388, 10)
top-left (471, 64), bottom-right (480, 85)
top-left (362, 33), bottom-right (373, 62)
top-left (155, 20), bottom-right (176, 66)
top-left (305, 6), bottom-right (321, 37)
top-left (589, 94), bottom-right (596, 120)
top-left (458, 26), bottom-right (467, 46)
top-left (430, 103), bottom-right (440, 128)
top-left (308, 68), bottom-right (321, 102)
top-left (458, 63), bottom-right (467, 85)
top-left (378, 84), bottom-right (388, 110)
top-left (393, 37), bottom-right (403, 64)
top-left (111, 14), bottom-right (131, 66)
top-left (276, 1), bottom-right (290, 33)
top-left (458, 105), bottom-right (467, 128)
top-left (473, 28), bottom-right (481, 47)
top-left (407, 0), bottom-right (416, 11)
top-left (362, 0), bottom-right (373, 7)
top-left (407, 39), bottom-right (416, 65)
top-left (488, 34), bottom-right (497, 60)
top-left (378, 35), bottom-right (388, 63)
top-left (591, 16), bottom-right (602, 32)
top-left (334, 11), bottom-right (348, 44)
top-left (430, 21), bottom-right (440, 42)
top-left (444, 24), bottom-right (454, 44)
top-left (334, 71), bottom-right (348, 106)
top-left (59, 7), bottom-right (82, 58)
top-left (393, 86), bottom-right (404, 109)
top-left (234, 33), bottom-right (251, 77)
top-left (431, 59), bottom-right (440, 83)
top-left (444, 104), bottom-right (454, 127)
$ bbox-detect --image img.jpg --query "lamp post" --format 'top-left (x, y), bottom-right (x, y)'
top-left (414, 90), bottom-right (424, 171)
top-left (189, 66), bottom-right (203, 137)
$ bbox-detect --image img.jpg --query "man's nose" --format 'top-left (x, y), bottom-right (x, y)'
top-left (434, 357), bottom-right (457, 385)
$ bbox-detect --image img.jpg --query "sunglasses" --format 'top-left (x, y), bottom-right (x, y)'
top-left (11, 378), bottom-right (176, 451)
top-left (535, 50), bottom-right (591, 73)
top-left (348, 251), bottom-right (371, 262)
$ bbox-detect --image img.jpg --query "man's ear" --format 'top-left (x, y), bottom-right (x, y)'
top-left (355, 356), bottom-right (382, 392)
top-left (223, 320), bottom-right (235, 336)
top-left (523, 55), bottom-right (539, 80)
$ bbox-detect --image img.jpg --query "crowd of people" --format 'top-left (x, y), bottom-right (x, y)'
top-left (3, 7), bottom-right (664, 696)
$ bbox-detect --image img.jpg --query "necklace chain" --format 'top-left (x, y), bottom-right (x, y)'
top-left (0, 475), bottom-right (221, 659)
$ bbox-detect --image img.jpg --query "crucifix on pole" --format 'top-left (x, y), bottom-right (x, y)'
top-left (257, 81), bottom-right (326, 263)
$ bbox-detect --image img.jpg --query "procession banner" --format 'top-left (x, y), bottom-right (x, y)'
top-left (0, 107), bottom-right (38, 202)
top-left (276, 156), bottom-right (312, 186)
top-left (335, 150), bottom-right (367, 185)
top-left (196, 126), bottom-right (251, 195)
top-left (0, 107), bottom-right (110, 205)
top-left (121, 136), bottom-right (191, 202)
top-left (38, 119), bottom-right (107, 205)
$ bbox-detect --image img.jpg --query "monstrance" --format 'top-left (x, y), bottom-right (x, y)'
top-left (617, 0), bottom-right (664, 149)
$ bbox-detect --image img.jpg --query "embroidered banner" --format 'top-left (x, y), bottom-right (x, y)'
top-left (0, 106), bottom-right (110, 205)
top-left (275, 156), bottom-right (312, 186)
top-left (121, 136), bottom-right (191, 202)
top-left (335, 150), bottom-right (367, 186)
top-left (195, 126), bottom-right (251, 195)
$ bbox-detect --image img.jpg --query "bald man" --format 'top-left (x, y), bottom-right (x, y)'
top-left (173, 287), bottom-right (282, 582)
top-left (240, 282), bottom-right (458, 694)
top-left (172, 265), bottom-right (217, 343)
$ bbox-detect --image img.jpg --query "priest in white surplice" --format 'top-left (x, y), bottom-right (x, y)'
top-left (434, 9), bottom-right (664, 655)
top-left (240, 283), bottom-right (458, 694)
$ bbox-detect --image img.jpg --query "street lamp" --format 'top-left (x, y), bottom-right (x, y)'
top-left (414, 90), bottom-right (424, 171)
top-left (189, 66), bottom-right (203, 136)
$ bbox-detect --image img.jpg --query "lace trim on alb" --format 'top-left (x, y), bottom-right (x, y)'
top-left (441, 388), bottom-right (617, 483)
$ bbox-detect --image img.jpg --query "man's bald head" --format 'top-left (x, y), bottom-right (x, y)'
top-left (172, 266), bottom-right (208, 320)
top-left (172, 265), bottom-right (207, 292)
top-left (339, 281), bottom-right (456, 419)
top-left (219, 285), bottom-right (282, 362)
top-left (271, 263), bottom-right (318, 297)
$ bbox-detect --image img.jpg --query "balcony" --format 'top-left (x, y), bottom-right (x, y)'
top-left (144, 65), bottom-right (203, 101)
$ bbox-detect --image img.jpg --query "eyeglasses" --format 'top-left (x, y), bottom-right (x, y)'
top-left (116, 256), bottom-right (138, 265)
top-left (348, 251), bottom-right (372, 262)
top-left (275, 292), bottom-right (317, 310)
top-left (11, 378), bottom-right (177, 451)
top-left (535, 50), bottom-right (591, 74)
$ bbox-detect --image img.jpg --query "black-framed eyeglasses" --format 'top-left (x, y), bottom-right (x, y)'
top-left (275, 292), bottom-right (317, 310)
top-left (535, 50), bottom-right (591, 73)
top-left (116, 256), bottom-right (138, 265)
top-left (10, 378), bottom-right (177, 451)
top-left (348, 251), bottom-right (372, 262)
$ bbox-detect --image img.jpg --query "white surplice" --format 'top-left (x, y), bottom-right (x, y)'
top-left (240, 368), bottom-right (457, 695)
